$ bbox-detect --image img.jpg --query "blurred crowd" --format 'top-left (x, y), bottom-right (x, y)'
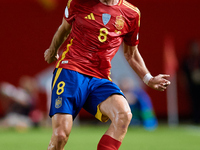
top-left (0, 76), bottom-right (47, 128)
top-left (181, 40), bottom-right (200, 124)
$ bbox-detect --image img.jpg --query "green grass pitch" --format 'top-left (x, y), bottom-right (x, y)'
top-left (0, 125), bottom-right (200, 150)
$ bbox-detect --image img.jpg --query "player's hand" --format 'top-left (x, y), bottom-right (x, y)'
top-left (44, 49), bottom-right (59, 64)
top-left (148, 74), bottom-right (171, 91)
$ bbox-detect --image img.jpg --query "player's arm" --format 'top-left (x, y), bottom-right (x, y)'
top-left (123, 43), bottom-right (170, 91)
top-left (44, 18), bottom-right (72, 64)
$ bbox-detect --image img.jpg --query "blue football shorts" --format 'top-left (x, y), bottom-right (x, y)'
top-left (49, 68), bottom-right (124, 122)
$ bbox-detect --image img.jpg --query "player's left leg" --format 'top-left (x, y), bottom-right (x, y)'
top-left (83, 77), bottom-right (132, 150)
top-left (97, 94), bottom-right (132, 150)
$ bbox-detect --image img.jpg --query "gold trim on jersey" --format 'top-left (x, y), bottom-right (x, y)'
top-left (108, 70), bottom-right (112, 81)
top-left (118, 0), bottom-right (123, 5)
top-left (123, 1), bottom-right (141, 27)
top-left (123, 1), bottom-right (140, 15)
top-left (52, 68), bottom-right (62, 90)
top-left (56, 38), bottom-right (73, 68)
top-left (108, 76), bottom-right (112, 82)
top-left (85, 13), bottom-right (95, 20)
top-left (67, 0), bottom-right (72, 8)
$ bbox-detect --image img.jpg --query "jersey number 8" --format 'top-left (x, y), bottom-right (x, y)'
top-left (98, 28), bottom-right (108, 43)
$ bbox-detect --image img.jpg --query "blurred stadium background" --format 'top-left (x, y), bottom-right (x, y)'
top-left (0, 0), bottom-right (200, 149)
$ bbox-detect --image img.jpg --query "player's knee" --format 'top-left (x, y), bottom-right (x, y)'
top-left (115, 111), bottom-right (132, 129)
top-left (54, 128), bottom-right (69, 144)
top-left (56, 133), bottom-right (67, 144)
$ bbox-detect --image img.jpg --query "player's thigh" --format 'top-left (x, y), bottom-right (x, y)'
top-left (52, 113), bottom-right (73, 137)
top-left (50, 68), bottom-right (90, 119)
top-left (99, 94), bottom-right (131, 122)
top-left (84, 78), bottom-right (126, 122)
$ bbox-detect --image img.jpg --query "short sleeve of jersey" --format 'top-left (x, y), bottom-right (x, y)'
top-left (63, 0), bottom-right (76, 25)
top-left (124, 13), bottom-right (140, 46)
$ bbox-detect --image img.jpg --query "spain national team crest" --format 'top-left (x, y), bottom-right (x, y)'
top-left (55, 97), bottom-right (62, 109)
top-left (115, 16), bottom-right (125, 30)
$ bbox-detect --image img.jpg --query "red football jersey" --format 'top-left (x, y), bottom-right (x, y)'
top-left (56, 0), bottom-right (140, 80)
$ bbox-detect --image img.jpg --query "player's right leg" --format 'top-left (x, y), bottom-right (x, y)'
top-left (47, 114), bottom-right (73, 150)
top-left (47, 68), bottom-right (91, 150)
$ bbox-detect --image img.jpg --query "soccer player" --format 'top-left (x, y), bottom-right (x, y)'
top-left (44, 0), bottom-right (171, 149)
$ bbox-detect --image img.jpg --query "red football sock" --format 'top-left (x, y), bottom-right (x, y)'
top-left (97, 134), bottom-right (122, 150)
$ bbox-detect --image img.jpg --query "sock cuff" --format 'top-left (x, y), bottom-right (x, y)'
top-left (98, 134), bottom-right (122, 150)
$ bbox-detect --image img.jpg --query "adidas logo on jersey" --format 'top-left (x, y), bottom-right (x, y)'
top-left (85, 13), bottom-right (95, 20)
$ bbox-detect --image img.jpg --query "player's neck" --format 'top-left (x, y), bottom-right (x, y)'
top-left (99, 0), bottom-right (119, 6)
